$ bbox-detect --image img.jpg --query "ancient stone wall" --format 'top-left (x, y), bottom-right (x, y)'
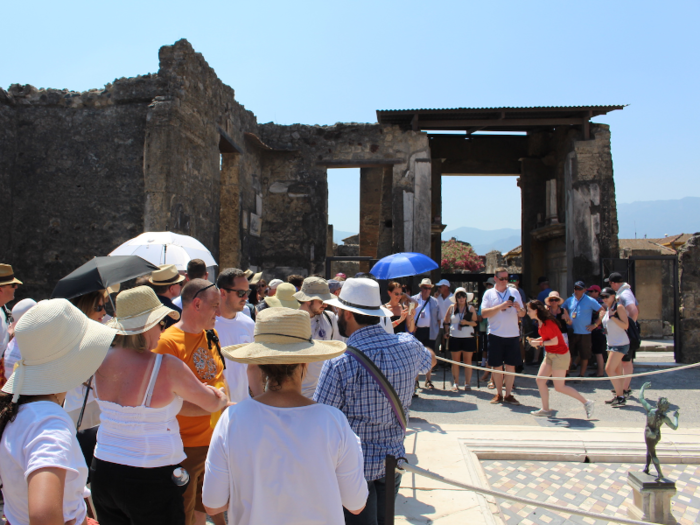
top-left (0, 80), bottom-right (157, 299)
top-left (678, 234), bottom-right (700, 363)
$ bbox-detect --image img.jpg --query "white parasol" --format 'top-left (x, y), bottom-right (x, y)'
top-left (109, 232), bottom-right (217, 271)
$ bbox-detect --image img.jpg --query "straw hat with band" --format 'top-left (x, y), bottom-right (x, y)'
top-left (244, 269), bottom-right (263, 285)
top-left (0, 264), bottom-right (22, 286)
top-left (450, 287), bottom-right (474, 304)
top-left (545, 291), bottom-right (563, 304)
top-left (107, 286), bottom-right (180, 335)
top-left (2, 299), bottom-right (117, 403)
top-left (149, 264), bottom-right (185, 286)
top-left (293, 276), bottom-right (333, 302)
top-left (324, 278), bottom-right (389, 318)
top-left (264, 283), bottom-right (300, 309)
top-left (222, 308), bottom-right (346, 364)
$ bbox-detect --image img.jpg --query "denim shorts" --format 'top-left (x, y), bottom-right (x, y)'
top-left (608, 344), bottom-right (630, 355)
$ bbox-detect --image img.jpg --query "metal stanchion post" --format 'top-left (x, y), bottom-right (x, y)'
top-left (385, 455), bottom-right (397, 525)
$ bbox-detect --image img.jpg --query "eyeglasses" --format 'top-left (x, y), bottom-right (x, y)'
top-left (221, 287), bottom-right (251, 298)
top-left (93, 303), bottom-right (106, 313)
top-left (193, 283), bottom-right (217, 301)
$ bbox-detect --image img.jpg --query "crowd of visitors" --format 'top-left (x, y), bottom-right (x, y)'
top-left (0, 256), bottom-right (642, 525)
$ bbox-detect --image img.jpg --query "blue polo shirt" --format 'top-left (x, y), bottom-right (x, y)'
top-left (562, 293), bottom-right (602, 335)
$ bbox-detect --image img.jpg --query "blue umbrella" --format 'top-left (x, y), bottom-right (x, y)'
top-left (369, 252), bottom-right (438, 280)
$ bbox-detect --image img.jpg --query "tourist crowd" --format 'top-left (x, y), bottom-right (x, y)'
top-left (0, 259), bottom-right (638, 525)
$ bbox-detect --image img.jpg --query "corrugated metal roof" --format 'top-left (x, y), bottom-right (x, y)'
top-left (377, 105), bottom-right (627, 113)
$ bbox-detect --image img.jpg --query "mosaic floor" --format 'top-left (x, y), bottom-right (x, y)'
top-left (481, 460), bottom-right (700, 525)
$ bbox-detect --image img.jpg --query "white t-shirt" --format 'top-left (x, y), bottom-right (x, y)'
top-left (0, 402), bottom-right (88, 525)
top-left (215, 313), bottom-right (255, 403)
top-left (481, 287), bottom-right (523, 338)
top-left (436, 294), bottom-right (454, 325)
top-left (413, 296), bottom-right (433, 328)
top-left (4, 337), bottom-right (21, 380)
top-left (172, 295), bottom-right (182, 309)
top-left (203, 399), bottom-right (368, 525)
top-left (302, 311), bottom-right (344, 399)
top-left (0, 308), bottom-right (9, 368)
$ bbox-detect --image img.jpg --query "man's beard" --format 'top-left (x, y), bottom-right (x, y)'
top-left (338, 313), bottom-right (348, 338)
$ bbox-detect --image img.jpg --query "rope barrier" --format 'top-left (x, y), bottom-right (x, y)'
top-left (435, 355), bottom-right (700, 381)
top-left (398, 462), bottom-right (654, 525)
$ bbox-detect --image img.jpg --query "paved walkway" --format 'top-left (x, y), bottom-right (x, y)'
top-left (483, 460), bottom-right (700, 525)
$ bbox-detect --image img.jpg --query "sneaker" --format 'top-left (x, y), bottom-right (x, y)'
top-left (624, 389), bottom-right (632, 398)
top-left (605, 396), bottom-right (618, 404)
top-left (490, 394), bottom-right (503, 404)
top-left (531, 408), bottom-right (553, 417)
top-left (463, 385), bottom-right (471, 391)
top-left (584, 400), bottom-right (595, 419)
top-left (611, 396), bottom-right (626, 408)
top-left (503, 395), bottom-right (521, 405)
top-left (451, 383), bottom-right (459, 392)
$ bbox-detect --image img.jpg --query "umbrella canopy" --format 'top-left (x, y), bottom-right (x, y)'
top-left (109, 231), bottom-right (217, 271)
top-left (369, 252), bottom-right (439, 280)
top-left (51, 256), bottom-right (160, 300)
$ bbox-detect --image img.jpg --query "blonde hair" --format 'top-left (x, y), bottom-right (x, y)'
top-left (494, 267), bottom-right (508, 276)
top-left (112, 333), bottom-right (149, 353)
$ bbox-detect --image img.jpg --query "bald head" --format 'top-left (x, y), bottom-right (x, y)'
top-left (180, 278), bottom-right (220, 331)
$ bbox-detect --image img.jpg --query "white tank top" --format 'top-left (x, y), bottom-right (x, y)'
top-left (603, 306), bottom-right (630, 347)
top-left (449, 305), bottom-right (474, 338)
top-left (95, 354), bottom-right (186, 468)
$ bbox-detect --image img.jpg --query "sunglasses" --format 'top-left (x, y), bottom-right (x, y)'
top-left (221, 287), bottom-right (252, 298)
top-left (93, 303), bottom-right (106, 313)
top-left (420, 286), bottom-right (432, 290)
top-left (193, 283), bottom-right (217, 301)
top-left (497, 277), bottom-right (509, 282)
top-left (0, 283), bottom-right (18, 289)
top-left (159, 319), bottom-right (168, 331)
top-left (600, 294), bottom-right (611, 299)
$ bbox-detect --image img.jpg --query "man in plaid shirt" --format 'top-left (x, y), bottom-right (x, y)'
top-left (316, 277), bottom-right (435, 525)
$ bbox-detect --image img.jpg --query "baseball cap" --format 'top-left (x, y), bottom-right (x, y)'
top-left (509, 274), bottom-right (519, 282)
top-left (436, 279), bottom-right (450, 287)
top-left (605, 272), bottom-right (624, 283)
top-left (574, 281), bottom-right (586, 289)
top-left (587, 285), bottom-right (601, 293)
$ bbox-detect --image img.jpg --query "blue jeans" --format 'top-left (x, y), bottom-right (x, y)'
top-left (343, 473), bottom-right (402, 525)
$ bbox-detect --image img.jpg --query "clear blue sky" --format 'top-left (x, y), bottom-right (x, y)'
top-left (3, 1), bottom-right (698, 234)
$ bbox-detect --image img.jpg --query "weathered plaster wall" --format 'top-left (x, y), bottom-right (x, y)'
top-left (0, 81), bottom-right (155, 299)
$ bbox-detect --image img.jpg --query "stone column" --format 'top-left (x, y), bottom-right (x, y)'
top-left (218, 152), bottom-right (241, 269)
top-left (359, 167), bottom-right (383, 272)
top-left (376, 165), bottom-right (394, 259)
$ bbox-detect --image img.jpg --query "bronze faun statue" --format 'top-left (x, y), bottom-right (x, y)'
top-left (639, 382), bottom-right (680, 480)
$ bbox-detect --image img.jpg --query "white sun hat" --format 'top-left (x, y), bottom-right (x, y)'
top-left (222, 308), bottom-right (346, 364)
top-left (450, 287), bottom-right (474, 303)
top-left (107, 286), bottom-right (180, 335)
top-left (323, 278), bottom-right (389, 317)
top-left (2, 299), bottom-right (117, 403)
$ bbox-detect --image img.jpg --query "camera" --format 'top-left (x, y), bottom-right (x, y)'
top-left (508, 296), bottom-right (515, 303)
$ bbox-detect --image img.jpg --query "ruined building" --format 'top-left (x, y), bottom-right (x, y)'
top-left (1, 39), bottom-right (623, 303)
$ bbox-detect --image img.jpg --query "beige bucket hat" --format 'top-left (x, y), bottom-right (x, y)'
top-left (324, 278), bottom-right (389, 317)
top-left (107, 286), bottom-right (180, 335)
top-left (264, 283), bottom-right (299, 309)
top-left (545, 291), bottom-right (563, 304)
top-left (450, 287), bottom-right (474, 303)
top-left (245, 269), bottom-right (263, 285)
top-left (149, 264), bottom-right (185, 286)
top-left (0, 264), bottom-right (22, 286)
top-left (293, 276), bottom-right (332, 302)
top-left (2, 299), bottom-right (117, 402)
top-left (222, 308), bottom-right (346, 364)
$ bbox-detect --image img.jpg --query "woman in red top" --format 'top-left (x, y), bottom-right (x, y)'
top-left (526, 300), bottom-right (594, 419)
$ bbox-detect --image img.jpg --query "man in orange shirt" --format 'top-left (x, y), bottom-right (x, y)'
top-left (154, 278), bottom-right (228, 525)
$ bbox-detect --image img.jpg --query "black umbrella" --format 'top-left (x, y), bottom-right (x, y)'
top-left (51, 256), bottom-right (160, 300)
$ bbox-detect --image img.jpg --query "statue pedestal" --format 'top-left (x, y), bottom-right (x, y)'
top-left (627, 471), bottom-right (676, 524)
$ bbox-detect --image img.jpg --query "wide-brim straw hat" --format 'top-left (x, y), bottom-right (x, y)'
top-left (149, 264), bottom-right (185, 286)
top-left (324, 278), bottom-right (389, 317)
top-left (0, 264), bottom-right (22, 286)
top-left (545, 291), bottom-right (563, 303)
top-left (293, 276), bottom-right (333, 302)
top-left (2, 299), bottom-right (117, 402)
top-left (245, 269), bottom-right (263, 285)
top-left (107, 285), bottom-right (180, 335)
top-left (450, 287), bottom-right (474, 303)
top-left (222, 308), bottom-right (346, 364)
top-left (264, 283), bottom-right (300, 309)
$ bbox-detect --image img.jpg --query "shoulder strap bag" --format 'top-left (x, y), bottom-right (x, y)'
top-left (409, 299), bottom-right (429, 335)
top-left (345, 345), bottom-right (407, 431)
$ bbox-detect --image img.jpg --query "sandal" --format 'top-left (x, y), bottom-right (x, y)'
top-left (451, 384), bottom-right (459, 392)
top-left (487, 381), bottom-right (495, 389)
top-left (425, 380), bottom-right (435, 389)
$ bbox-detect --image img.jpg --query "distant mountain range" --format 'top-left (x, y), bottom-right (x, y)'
top-left (333, 197), bottom-right (700, 254)
top-left (617, 197), bottom-right (700, 239)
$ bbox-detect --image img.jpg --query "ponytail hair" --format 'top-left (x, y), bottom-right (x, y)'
top-left (0, 392), bottom-right (31, 440)
top-left (526, 300), bottom-right (556, 323)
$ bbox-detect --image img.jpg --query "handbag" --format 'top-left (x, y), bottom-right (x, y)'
top-left (345, 346), bottom-right (407, 431)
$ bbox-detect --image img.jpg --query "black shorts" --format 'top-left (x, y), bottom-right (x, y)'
top-left (591, 330), bottom-right (607, 355)
top-left (569, 333), bottom-right (593, 360)
top-left (414, 327), bottom-right (435, 349)
top-left (487, 334), bottom-right (522, 367)
top-left (449, 337), bottom-right (476, 354)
